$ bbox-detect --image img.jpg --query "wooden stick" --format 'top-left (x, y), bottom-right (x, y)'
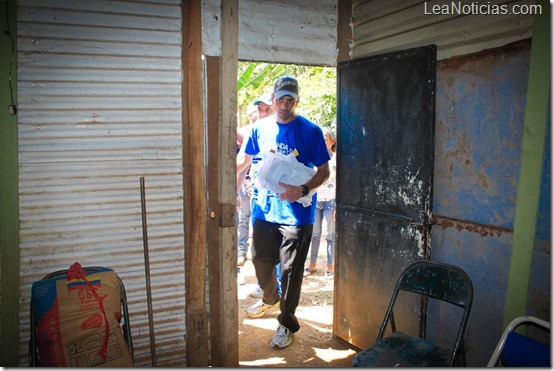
top-left (140, 176), bottom-right (157, 366)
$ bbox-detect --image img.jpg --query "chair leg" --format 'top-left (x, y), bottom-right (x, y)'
top-left (453, 338), bottom-right (467, 367)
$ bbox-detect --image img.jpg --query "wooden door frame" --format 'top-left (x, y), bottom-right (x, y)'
top-left (182, 0), bottom-right (239, 366)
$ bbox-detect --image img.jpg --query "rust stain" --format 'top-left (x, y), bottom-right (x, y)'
top-left (432, 214), bottom-right (512, 238)
top-left (477, 171), bottom-right (489, 189)
top-left (445, 132), bottom-right (473, 167)
top-left (439, 219), bottom-right (455, 229)
top-left (438, 39), bottom-right (531, 71)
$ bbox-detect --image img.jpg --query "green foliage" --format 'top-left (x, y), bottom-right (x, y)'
top-left (237, 62), bottom-right (336, 128)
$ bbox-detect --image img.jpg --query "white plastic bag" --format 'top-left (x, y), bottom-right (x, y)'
top-left (255, 149), bottom-right (316, 206)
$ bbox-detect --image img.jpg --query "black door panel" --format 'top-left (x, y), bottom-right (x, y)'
top-left (334, 45), bottom-right (436, 349)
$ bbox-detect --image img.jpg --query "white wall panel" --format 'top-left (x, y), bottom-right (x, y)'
top-left (239, 0), bottom-right (338, 65)
top-left (201, 0), bottom-right (221, 57)
top-left (17, 0), bottom-right (185, 367)
top-left (202, 0), bottom-right (338, 66)
top-left (352, 0), bottom-right (535, 60)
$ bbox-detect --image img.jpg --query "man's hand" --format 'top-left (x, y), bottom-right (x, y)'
top-left (278, 182), bottom-right (303, 202)
top-left (276, 162), bottom-right (329, 203)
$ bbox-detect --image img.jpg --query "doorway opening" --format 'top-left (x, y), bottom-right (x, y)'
top-left (237, 62), bottom-right (337, 129)
top-left (235, 62), bottom-right (356, 366)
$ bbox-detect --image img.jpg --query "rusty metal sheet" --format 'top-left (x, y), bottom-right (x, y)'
top-left (434, 42), bottom-right (531, 228)
top-left (430, 40), bottom-right (550, 366)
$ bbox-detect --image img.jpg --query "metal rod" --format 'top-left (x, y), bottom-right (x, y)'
top-left (140, 176), bottom-right (157, 366)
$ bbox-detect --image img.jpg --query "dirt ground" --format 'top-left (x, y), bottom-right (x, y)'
top-left (237, 244), bottom-right (359, 367)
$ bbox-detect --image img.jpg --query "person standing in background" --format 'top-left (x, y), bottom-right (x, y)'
top-left (236, 103), bottom-right (260, 285)
top-left (304, 127), bottom-right (336, 277)
top-left (246, 103), bottom-right (259, 126)
top-left (237, 94), bottom-right (283, 297)
top-left (237, 94), bottom-right (274, 266)
top-left (237, 95), bottom-right (278, 290)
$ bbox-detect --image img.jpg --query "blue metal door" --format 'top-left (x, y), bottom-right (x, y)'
top-left (334, 45), bottom-right (436, 349)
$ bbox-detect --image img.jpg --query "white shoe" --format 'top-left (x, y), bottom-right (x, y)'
top-left (237, 267), bottom-right (246, 285)
top-left (249, 286), bottom-right (263, 298)
top-left (271, 324), bottom-right (293, 348)
top-left (246, 299), bottom-right (280, 318)
top-left (237, 255), bottom-right (246, 266)
top-left (237, 272), bottom-right (246, 285)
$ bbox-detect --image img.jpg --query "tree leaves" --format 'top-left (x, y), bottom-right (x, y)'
top-left (237, 62), bottom-right (336, 128)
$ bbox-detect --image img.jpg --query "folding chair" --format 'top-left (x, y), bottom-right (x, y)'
top-left (353, 260), bottom-right (473, 367)
top-left (487, 315), bottom-right (550, 367)
top-left (29, 265), bottom-right (133, 366)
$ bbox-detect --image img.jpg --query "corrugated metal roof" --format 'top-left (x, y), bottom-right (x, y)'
top-left (352, 0), bottom-right (534, 60)
top-left (17, 0), bottom-right (185, 366)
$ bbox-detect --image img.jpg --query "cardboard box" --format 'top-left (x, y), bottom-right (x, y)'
top-left (32, 267), bottom-right (134, 367)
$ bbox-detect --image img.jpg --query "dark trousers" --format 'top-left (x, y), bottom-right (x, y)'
top-left (251, 218), bottom-right (313, 333)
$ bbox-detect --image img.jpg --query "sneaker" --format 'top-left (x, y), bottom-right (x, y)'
top-left (249, 286), bottom-right (263, 298)
top-left (237, 271), bottom-right (246, 285)
top-left (271, 324), bottom-right (293, 348)
top-left (237, 267), bottom-right (246, 285)
top-left (303, 267), bottom-right (316, 277)
top-left (237, 255), bottom-right (246, 266)
top-left (246, 298), bottom-right (280, 318)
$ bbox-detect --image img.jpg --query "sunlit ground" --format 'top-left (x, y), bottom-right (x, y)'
top-left (237, 240), bottom-right (357, 367)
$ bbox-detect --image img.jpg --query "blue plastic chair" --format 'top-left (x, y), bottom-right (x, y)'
top-left (487, 315), bottom-right (550, 367)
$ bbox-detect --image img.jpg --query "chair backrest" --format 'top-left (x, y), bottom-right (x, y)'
top-left (377, 260), bottom-right (474, 366)
top-left (487, 315), bottom-right (550, 367)
top-left (29, 266), bottom-right (133, 366)
top-left (397, 260), bottom-right (473, 308)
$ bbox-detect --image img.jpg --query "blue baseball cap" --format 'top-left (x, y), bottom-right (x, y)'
top-left (273, 76), bottom-right (299, 100)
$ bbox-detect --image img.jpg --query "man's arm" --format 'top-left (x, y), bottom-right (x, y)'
top-left (278, 162), bottom-right (330, 203)
top-left (236, 150), bottom-right (253, 208)
top-left (237, 150), bottom-right (253, 188)
top-left (237, 167), bottom-right (249, 195)
top-left (236, 124), bottom-right (251, 149)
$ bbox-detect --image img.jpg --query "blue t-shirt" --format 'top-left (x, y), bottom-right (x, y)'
top-left (245, 115), bottom-right (331, 226)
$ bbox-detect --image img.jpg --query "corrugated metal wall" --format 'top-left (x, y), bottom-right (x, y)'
top-left (202, 0), bottom-right (338, 65)
top-left (17, 0), bottom-right (185, 366)
top-left (351, 0), bottom-right (535, 60)
top-left (429, 40), bottom-right (550, 366)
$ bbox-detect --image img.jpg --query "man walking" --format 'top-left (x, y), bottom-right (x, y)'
top-left (237, 76), bottom-right (330, 348)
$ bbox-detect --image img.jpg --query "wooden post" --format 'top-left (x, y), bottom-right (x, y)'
top-left (0, 0), bottom-right (20, 366)
top-left (207, 0), bottom-right (239, 366)
top-left (503, 0), bottom-right (550, 326)
top-left (182, 0), bottom-right (209, 366)
top-left (337, 0), bottom-right (353, 63)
